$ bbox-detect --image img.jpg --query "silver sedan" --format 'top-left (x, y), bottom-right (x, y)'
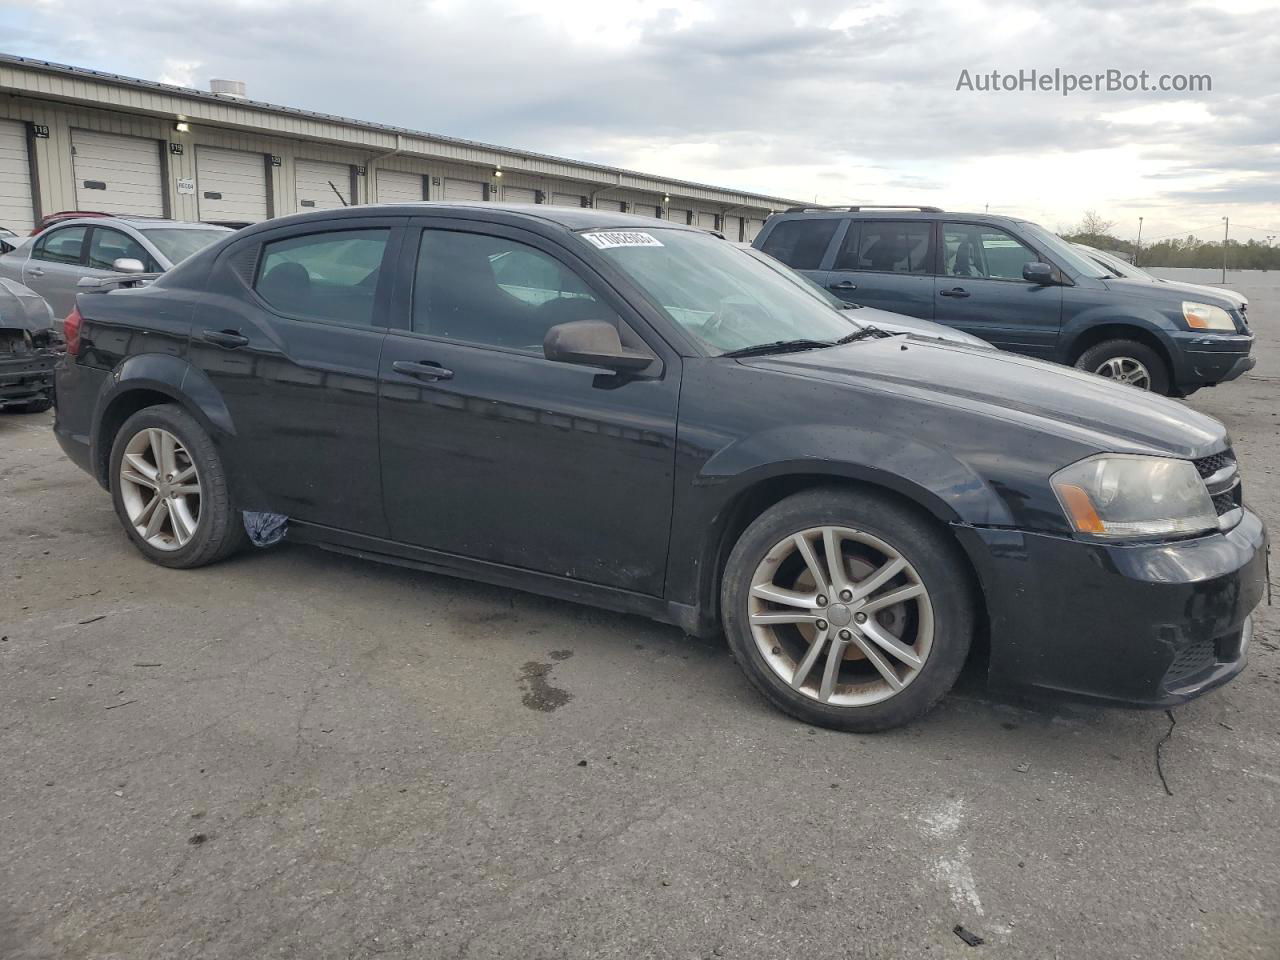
top-left (0, 217), bottom-right (231, 318)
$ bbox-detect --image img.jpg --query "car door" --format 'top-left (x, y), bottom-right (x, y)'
top-left (188, 217), bottom-right (404, 536)
top-left (21, 225), bottom-right (90, 318)
top-left (933, 221), bottom-right (1063, 356)
top-left (378, 219), bottom-right (680, 596)
top-left (816, 219), bottom-right (936, 319)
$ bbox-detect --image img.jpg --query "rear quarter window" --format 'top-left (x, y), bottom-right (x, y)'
top-left (759, 219), bottom-right (839, 270)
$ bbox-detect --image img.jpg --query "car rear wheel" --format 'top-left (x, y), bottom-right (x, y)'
top-left (109, 404), bottom-right (245, 569)
top-left (1075, 339), bottom-right (1170, 394)
top-left (721, 488), bottom-right (973, 732)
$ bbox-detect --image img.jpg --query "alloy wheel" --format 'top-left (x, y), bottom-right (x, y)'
top-left (747, 525), bottom-right (934, 707)
top-left (118, 427), bottom-right (202, 551)
top-left (1094, 356), bottom-right (1152, 390)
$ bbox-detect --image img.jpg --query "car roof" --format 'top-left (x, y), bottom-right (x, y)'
top-left (233, 201), bottom-right (704, 237)
top-left (39, 216), bottom-right (232, 231)
top-left (768, 208), bottom-right (1032, 228)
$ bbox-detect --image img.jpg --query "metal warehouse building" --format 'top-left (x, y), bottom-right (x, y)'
top-left (0, 53), bottom-right (793, 240)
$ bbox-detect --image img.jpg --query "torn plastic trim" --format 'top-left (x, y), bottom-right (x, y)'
top-left (243, 510), bottom-right (288, 547)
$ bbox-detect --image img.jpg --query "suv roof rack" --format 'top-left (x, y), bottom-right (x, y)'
top-left (782, 204), bottom-right (944, 214)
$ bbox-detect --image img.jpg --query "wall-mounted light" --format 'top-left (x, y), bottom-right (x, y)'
top-left (663, 194), bottom-right (670, 205)
top-left (494, 166), bottom-right (503, 178)
top-left (174, 121), bottom-right (190, 133)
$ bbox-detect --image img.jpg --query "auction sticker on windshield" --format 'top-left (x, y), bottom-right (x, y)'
top-left (581, 231), bottom-right (664, 249)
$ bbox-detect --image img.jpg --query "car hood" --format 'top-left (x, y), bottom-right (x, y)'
top-left (1102, 276), bottom-right (1243, 312)
top-left (1151, 277), bottom-right (1247, 308)
top-left (851, 306), bottom-right (991, 347)
top-left (742, 336), bottom-right (1227, 459)
top-left (0, 278), bottom-right (56, 335)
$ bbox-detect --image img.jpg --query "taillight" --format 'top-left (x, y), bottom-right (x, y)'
top-left (64, 306), bottom-right (83, 356)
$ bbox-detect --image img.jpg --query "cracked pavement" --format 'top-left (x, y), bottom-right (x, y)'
top-left (1, 269), bottom-right (1277, 959)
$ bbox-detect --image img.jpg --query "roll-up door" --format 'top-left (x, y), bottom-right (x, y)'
top-left (196, 146), bottom-right (269, 223)
top-left (0, 120), bottom-right (34, 233)
top-left (442, 178), bottom-right (485, 201)
top-left (295, 159), bottom-right (352, 211)
top-left (745, 219), bottom-right (767, 241)
top-left (72, 130), bottom-right (164, 216)
top-left (376, 169), bottom-right (425, 204)
top-left (724, 216), bottom-right (744, 241)
top-left (503, 186), bottom-right (538, 204)
top-left (668, 207), bottom-right (691, 225)
top-left (552, 192), bottom-right (584, 208)
top-left (696, 211), bottom-right (717, 229)
top-left (595, 199), bottom-right (625, 212)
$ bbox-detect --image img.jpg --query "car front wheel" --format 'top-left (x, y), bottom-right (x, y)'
top-left (722, 488), bottom-right (973, 732)
top-left (1075, 339), bottom-right (1170, 394)
top-left (109, 404), bottom-right (245, 569)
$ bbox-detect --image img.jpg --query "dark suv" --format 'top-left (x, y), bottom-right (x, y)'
top-left (53, 204), bottom-right (1265, 731)
top-left (753, 206), bottom-right (1255, 396)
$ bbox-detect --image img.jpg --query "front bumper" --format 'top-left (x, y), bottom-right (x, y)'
top-left (957, 508), bottom-right (1268, 707)
top-left (0, 348), bottom-right (57, 407)
top-left (1169, 331), bottom-right (1254, 388)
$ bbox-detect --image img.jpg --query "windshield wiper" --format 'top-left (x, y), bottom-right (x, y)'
top-left (834, 326), bottom-right (894, 345)
top-left (720, 338), bottom-right (833, 358)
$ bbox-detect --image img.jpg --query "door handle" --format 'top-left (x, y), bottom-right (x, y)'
top-left (829, 280), bottom-right (858, 290)
top-left (201, 329), bottom-right (250, 348)
top-left (939, 287), bottom-right (971, 298)
top-left (393, 360), bottom-right (454, 381)
top-left (27, 268), bottom-right (44, 277)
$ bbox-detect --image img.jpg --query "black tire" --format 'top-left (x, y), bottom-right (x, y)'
top-left (3, 396), bottom-right (52, 414)
top-left (1074, 338), bottom-right (1171, 395)
top-left (108, 403), bottom-right (246, 569)
top-left (721, 487), bottom-right (973, 732)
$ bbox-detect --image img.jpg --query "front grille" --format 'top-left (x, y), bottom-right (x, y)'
top-left (1212, 491), bottom-right (1238, 515)
top-left (1166, 637), bottom-right (1217, 685)
top-left (1194, 451), bottom-right (1234, 479)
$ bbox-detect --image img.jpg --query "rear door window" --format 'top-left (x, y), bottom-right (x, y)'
top-left (33, 226), bottom-right (87, 265)
top-left (254, 228), bottom-right (391, 326)
top-left (943, 224), bottom-right (1039, 280)
top-left (840, 221), bottom-right (933, 274)
top-left (759, 218), bottom-right (839, 270)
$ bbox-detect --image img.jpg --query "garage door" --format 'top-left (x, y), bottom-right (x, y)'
top-left (72, 130), bottom-right (164, 216)
top-left (668, 207), bottom-right (691, 225)
top-left (696, 211), bottom-right (717, 229)
top-left (724, 215), bottom-right (744, 241)
top-left (595, 199), bottom-right (625, 212)
top-left (0, 120), bottom-right (34, 233)
top-left (442, 178), bottom-right (485, 202)
top-left (295, 159), bottom-right (352, 211)
top-left (745, 219), bottom-right (767, 241)
top-left (196, 146), bottom-right (269, 223)
top-left (552, 192), bottom-right (583, 208)
top-left (503, 186), bottom-right (537, 204)
top-left (376, 169), bottom-right (425, 204)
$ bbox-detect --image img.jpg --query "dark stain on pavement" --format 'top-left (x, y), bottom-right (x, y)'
top-left (518, 653), bottom-right (574, 712)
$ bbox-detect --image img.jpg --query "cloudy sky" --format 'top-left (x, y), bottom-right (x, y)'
top-left (3, 0), bottom-right (1278, 241)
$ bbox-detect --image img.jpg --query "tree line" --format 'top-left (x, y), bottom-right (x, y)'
top-left (1058, 211), bottom-right (1279, 270)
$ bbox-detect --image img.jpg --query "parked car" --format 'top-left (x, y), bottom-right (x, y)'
top-left (0, 277), bottom-right (59, 413)
top-left (28, 210), bottom-right (115, 235)
top-left (1075, 243), bottom-right (1249, 311)
top-left (753, 206), bottom-right (1254, 396)
top-left (0, 216), bottom-right (232, 318)
top-left (54, 204), bottom-right (1265, 732)
top-left (736, 244), bottom-right (991, 347)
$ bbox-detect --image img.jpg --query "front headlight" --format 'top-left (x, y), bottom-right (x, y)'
top-left (1051, 455), bottom-right (1216, 539)
top-left (1183, 301), bottom-right (1236, 331)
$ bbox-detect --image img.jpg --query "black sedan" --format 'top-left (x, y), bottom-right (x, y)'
top-left (52, 204), bottom-right (1266, 731)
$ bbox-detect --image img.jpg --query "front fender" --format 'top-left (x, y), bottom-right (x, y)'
top-left (1060, 301), bottom-right (1179, 361)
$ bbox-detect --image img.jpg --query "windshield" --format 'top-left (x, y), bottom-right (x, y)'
top-left (1017, 222), bottom-right (1109, 279)
top-left (141, 228), bottom-right (231, 266)
top-left (585, 229), bottom-right (857, 355)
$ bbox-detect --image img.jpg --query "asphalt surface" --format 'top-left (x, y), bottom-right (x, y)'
top-left (2, 270), bottom-right (1277, 960)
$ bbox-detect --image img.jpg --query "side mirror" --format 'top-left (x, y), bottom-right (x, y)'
top-left (544, 320), bottom-right (653, 372)
top-left (112, 257), bottom-right (146, 274)
top-left (1023, 261), bottom-right (1054, 285)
